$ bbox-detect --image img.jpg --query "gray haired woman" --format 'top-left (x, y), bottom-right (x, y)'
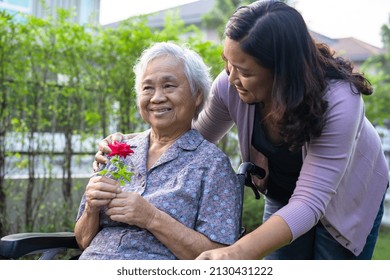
top-left (75, 42), bottom-right (242, 260)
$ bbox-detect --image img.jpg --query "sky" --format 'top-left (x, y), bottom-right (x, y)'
top-left (99, 0), bottom-right (390, 48)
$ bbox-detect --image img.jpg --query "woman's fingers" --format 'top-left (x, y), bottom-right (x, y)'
top-left (93, 150), bottom-right (108, 170)
top-left (196, 248), bottom-right (235, 260)
top-left (112, 132), bottom-right (125, 142)
top-left (106, 192), bottom-right (158, 229)
top-left (98, 139), bottom-right (112, 154)
top-left (95, 133), bottom-right (136, 170)
top-left (85, 177), bottom-right (121, 211)
top-left (98, 133), bottom-right (125, 153)
top-left (87, 177), bottom-right (121, 197)
top-left (92, 159), bottom-right (100, 173)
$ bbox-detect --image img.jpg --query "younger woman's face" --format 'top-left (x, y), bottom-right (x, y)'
top-left (223, 37), bottom-right (274, 107)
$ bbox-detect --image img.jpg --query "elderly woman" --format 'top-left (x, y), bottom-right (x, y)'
top-left (74, 42), bottom-right (242, 260)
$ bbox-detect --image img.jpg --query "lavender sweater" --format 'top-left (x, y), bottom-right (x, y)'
top-left (193, 71), bottom-right (389, 256)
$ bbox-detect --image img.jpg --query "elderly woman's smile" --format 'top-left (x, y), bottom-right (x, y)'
top-left (149, 106), bottom-right (172, 115)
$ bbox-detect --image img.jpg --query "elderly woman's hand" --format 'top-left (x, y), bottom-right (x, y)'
top-left (106, 192), bottom-right (158, 229)
top-left (85, 176), bottom-right (121, 214)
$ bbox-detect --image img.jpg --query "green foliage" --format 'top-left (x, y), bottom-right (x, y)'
top-left (2, 3), bottom-right (386, 256)
top-left (99, 155), bottom-right (133, 186)
top-left (362, 20), bottom-right (390, 125)
top-left (0, 8), bottom-right (226, 235)
top-left (202, 0), bottom-right (290, 39)
top-left (373, 226), bottom-right (390, 260)
top-left (187, 38), bottom-right (224, 79)
top-left (202, 0), bottom-right (240, 39)
top-left (242, 187), bottom-right (264, 233)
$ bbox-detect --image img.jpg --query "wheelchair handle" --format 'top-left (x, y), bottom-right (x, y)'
top-left (237, 162), bottom-right (266, 200)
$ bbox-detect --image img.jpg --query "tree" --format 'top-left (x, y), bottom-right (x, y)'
top-left (202, 0), bottom-right (291, 40)
top-left (0, 11), bottom-right (20, 235)
top-left (202, 0), bottom-right (251, 39)
top-left (362, 19), bottom-right (390, 125)
top-left (0, 8), bottom-right (226, 235)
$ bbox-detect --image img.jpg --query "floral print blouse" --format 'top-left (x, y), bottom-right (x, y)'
top-left (76, 129), bottom-right (242, 260)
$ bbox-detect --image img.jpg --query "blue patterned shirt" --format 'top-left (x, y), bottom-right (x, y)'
top-left (76, 129), bottom-right (242, 260)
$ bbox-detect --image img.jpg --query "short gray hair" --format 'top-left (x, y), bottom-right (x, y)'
top-left (133, 42), bottom-right (211, 118)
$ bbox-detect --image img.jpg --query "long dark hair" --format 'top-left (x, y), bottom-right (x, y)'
top-left (225, 0), bottom-right (372, 151)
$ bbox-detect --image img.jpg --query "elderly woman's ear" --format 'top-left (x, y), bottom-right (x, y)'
top-left (194, 91), bottom-right (204, 117)
top-left (195, 91), bottom-right (203, 107)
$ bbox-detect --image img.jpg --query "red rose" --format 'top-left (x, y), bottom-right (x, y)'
top-left (108, 141), bottom-right (134, 159)
top-left (99, 141), bottom-right (135, 186)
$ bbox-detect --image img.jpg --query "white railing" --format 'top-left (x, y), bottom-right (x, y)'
top-left (383, 187), bottom-right (390, 226)
top-left (376, 126), bottom-right (390, 226)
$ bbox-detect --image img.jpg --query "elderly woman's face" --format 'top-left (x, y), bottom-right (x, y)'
top-left (138, 56), bottom-right (202, 135)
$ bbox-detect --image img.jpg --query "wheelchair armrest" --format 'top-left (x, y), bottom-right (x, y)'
top-left (0, 232), bottom-right (79, 259)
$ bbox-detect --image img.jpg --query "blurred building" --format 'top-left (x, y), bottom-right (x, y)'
top-left (0, 0), bottom-right (100, 25)
top-left (309, 31), bottom-right (385, 70)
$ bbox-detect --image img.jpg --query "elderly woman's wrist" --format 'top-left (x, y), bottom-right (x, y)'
top-left (84, 204), bottom-right (100, 216)
top-left (145, 207), bottom-right (161, 231)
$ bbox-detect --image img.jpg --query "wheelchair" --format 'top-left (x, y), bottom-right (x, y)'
top-left (0, 162), bottom-right (265, 260)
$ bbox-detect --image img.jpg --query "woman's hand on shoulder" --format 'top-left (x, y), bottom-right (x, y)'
top-left (93, 132), bottom-right (134, 172)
